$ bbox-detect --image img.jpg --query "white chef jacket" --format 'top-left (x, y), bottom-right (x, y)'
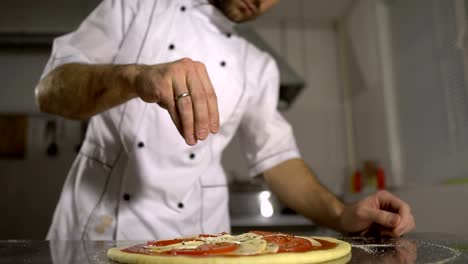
top-left (43, 0), bottom-right (300, 241)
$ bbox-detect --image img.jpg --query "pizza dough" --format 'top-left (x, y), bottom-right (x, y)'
top-left (107, 235), bottom-right (351, 264)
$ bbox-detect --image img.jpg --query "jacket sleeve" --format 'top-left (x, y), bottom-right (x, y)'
top-left (41, 0), bottom-right (138, 77)
top-left (238, 52), bottom-right (301, 177)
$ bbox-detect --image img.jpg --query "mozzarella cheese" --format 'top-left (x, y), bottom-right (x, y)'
top-left (232, 238), bottom-right (267, 255)
top-left (201, 233), bottom-right (263, 243)
top-left (263, 242), bottom-right (280, 254)
top-left (146, 241), bottom-right (205, 252)
top-left (305, 237), bottom-right (322, 247)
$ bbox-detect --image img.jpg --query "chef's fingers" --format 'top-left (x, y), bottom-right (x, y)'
top-left (141, 63), bottom-right (182, 136)
top-left (173, 74), bottom-right (196, 146)
top-left (378, 213), bottom-right (415, 237)
top-left (393, 209), bottom-right (416, 237)
top-left (195, 61), bottom-right (219, 134)
top-left (359, 223), bottom-right (396, 237)
top-left (361, 207), bottom-right (402, 229)
top-left (376, 191), bottom-right (416, 236)
top-left (188, 62), bottom-right (210, 140)
top-left (157, 76), bottom-right (182, 135)
top-left (380, 228), bottom-right (396, 237)
top-left (376, 213), bottom-right (415, 237)
top-left (166, 100), bottom-right (183, 137)
top-left (377, 190), bottom-right (406, 212)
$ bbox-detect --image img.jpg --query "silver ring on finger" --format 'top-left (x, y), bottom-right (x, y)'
top-left (175, 92), bottom-right (191, 101)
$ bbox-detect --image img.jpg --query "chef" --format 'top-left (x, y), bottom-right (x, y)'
top-left (36, 0), bottom-right (415, 240)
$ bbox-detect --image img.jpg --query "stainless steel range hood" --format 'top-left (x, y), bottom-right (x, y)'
top-left (236, 26), bottom-right (305, 111)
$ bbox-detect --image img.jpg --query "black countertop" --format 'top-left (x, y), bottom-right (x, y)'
top-left (1, 233), bottom-right (467, 263)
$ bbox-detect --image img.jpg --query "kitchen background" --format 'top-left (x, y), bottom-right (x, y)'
top-left (1, 0), bottom-right (468, 239)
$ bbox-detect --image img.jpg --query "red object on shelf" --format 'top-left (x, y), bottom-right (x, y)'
top-left (353, 170), bottom-right (362, 193)
top-left (376, 167), bottom-right (386, 190)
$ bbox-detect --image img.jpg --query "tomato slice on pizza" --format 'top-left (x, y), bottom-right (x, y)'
top-left (250, 230), bottom-right (314, 252)
top-left (107, 231), bottom-right (352, 264)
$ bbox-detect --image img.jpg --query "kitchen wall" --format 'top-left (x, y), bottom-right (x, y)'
top-left (0, 0), bottom-right (98, 239)
top-left (0, 117), bottom-right (82, 239)
top-left (338, 0), bottom-right (403, 188)
top-left (342, 0), bottom-right (468, 235)
top-left (390, 0), bottom-right (468, 185)
top-left (0, 51), bottom-right (50, 113)
top-left (0, 0), bottom-right (100, 33)
top-left (342, 0), bottom-right (468, 186)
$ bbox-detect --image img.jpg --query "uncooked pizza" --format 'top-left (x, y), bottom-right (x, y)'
top-left (107, 231), bottom-right (352, 264)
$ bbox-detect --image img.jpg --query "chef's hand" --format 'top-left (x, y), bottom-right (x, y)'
top-left (339, 190), bottom-right (416, 237)
top-left (134, 58), bottom-right (219, 146)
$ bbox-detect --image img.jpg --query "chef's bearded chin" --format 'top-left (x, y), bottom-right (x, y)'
top-left (209, 0), bottom-right (262, 23)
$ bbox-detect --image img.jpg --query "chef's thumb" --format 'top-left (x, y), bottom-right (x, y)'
top-left (366, 208), bottom-right (401, 228)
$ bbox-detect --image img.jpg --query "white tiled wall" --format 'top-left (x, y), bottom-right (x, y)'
top-left (390, 0), bottom-right (468, 184)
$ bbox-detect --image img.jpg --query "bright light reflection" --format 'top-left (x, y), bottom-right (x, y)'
top-left (259, 191), bottom-right (274, 218)
top-left (259, 191), bottom-right (271, 200)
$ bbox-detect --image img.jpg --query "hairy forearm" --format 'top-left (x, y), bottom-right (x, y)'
top-left (262, 159), bottom-right (345, 231)
top-left (35, 63), bottom-right (140, 119)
